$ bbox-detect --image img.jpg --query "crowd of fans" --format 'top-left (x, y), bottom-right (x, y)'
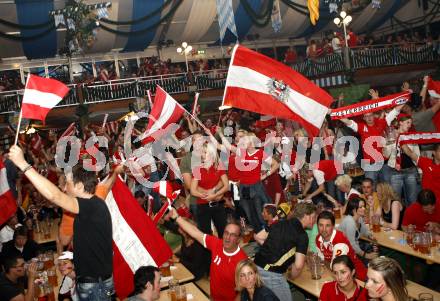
top-left (0, 67), bottom-right (439, 301)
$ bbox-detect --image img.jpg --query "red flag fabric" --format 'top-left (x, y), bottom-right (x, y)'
top-left (330, 91), bottom-right (411, 120)
top-left (254, 115), bottom-right (276, 129)
top-left (0, 159), bottom-right (17, 225)
top-left (141, 86), bottom-right (184, 144)
top-left (105, 178), bottom-right (172, 299)
top-left (152, 181), bottom-right (179, 200)
top-left (21, 74), bottom-right (69, 122)
top-left (222, 45), bottom-right (333, 136)
top-left (428, 77), bottom-right (440, 98)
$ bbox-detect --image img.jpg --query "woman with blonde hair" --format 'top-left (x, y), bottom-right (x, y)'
top-left (375, 183), bottom-right (405, 230)
top-left (366, 257), bottom-right (408, 301)
top-left (190, 142), bottom-right (229, 237)
top-left (235, 259), bottom-right (279, 301)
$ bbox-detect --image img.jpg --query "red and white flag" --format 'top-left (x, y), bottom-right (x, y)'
top-left (428, 77), bottom-right (440, 98)
top-left (255, 115), bottom-right (276, 129)
top-left (153, 180), bottom-right (180, 200)
top-left (105, 178), bottom-right (172, 299)
top-left (105, 121), bottom-right (119, 136)
top-left (0, 159), bottom-right (17, 225)
top-left (141, 86), bottom-right (184, 144)
top-left (21, 74), bottom-right (70, 122)
top-left (222, 45), bottom-right (333, 136)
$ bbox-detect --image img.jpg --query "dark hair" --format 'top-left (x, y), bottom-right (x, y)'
top-left (134, 190), bottom-right (146, 199)
top-left (13, 226), bottom-right (28, 240)
top-left (417, 189), bottom-right (436, 206)
top-left (71, 164), bottom-right (98, 194)
top-left (317, 211), bottom-right (335, 226)
top-left (263, 204), bottom-right (277, 217)
top-left (3, 254), bottom-right (24, 273)
top-left (226, 218), bottom-right (243, 237)
top-left (434, 143), bottom-right (440, 152)
top-left (132, 266), bottom-right (159, 295)
top-left (362, 178), bottom-right (374, 186)
top-left (344, 197), bottom-right (364, 216)
top-left (332, 255), bottom-right (355, 272)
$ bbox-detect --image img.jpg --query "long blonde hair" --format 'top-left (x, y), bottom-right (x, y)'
top-left (202, 142), bottom-right (219, 168)
top-left (376, 183), bottom-right (401, 212)
top-left (235, 259), bottom-right (263, 291)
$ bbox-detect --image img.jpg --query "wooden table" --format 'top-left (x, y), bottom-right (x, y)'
top-left (288, 265), bottom-right (440, 300)
top-left (159, 282), bottom-right (209, 301)
top-left (368, 228), bottom-right (440, 264)
top-left (160, 263), bottom-right (195, 288)
top-left (34, 219), bottom-right (59, 244)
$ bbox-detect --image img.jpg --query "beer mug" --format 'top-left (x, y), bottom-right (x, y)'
top-left (176, 285), bottom-right (187, 301)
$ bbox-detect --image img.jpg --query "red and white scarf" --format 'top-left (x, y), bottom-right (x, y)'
top-left (396, 132), bottom-right (440, 170)
top-left (330, 91), bottom-right (411, 120)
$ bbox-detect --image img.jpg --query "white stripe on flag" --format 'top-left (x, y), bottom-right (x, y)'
top-left (227, 66), bottom-right (329, 128)
top-left (159, 181), bottom-right (168, 197)
top-left (105, 191), bottom-right (158, 272)
top-left (146, 95), bottom-right (177, 136)
top-left (0, 168), bottom-right (9, 195)
top-left (23, 89), bottom-right (63, 108)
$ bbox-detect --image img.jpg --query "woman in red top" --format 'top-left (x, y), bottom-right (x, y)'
top-left (191, 143), bottom-right (229, 237)
top-left (319, 255), bottom-right (367, 301)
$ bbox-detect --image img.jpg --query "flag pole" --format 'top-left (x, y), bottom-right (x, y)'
top-left (14, 110), bottom-right (23, 145)
top-left (14, 74), bottom-right (30, 145)
top-left (176, 102), bottom-right (212, 135)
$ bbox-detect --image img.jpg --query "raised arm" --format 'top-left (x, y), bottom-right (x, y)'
top-left (170, 208), bottom-right (204, 246)
top-left (9, 146), bottom-right (79, 214)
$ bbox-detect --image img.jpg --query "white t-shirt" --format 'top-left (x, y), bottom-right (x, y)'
top-left (332, 37), bottom-right (341, 52)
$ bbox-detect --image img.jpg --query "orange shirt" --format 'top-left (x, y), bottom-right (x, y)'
top-left (59, 183), bottom-right (110, 237)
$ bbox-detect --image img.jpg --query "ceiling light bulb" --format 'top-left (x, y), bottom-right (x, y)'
top-left (340, 11), bottom-right (347, 19)
top-left (182, 42), bottom-right (188, 48)
top-left (333, 18), bottom-right (341, 25)
top-left (177, 47), bottom-right (182, 53)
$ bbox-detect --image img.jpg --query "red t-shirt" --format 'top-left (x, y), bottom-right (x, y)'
top-left (228, 154), bottom-right (241, 182)
top-left (203, 235), bottom-right (248, 301)
top-left (418, 157), bottom-right (440, 201)
top-left (313, 160), bottom-right (342, 185)
top-left (319, 281), bottom-right (368, 301)
top-left (316, 230), bottom-right (367, 281)
top-left (402, 201), bottom-right (440, 231)
top-left (355, 118), bottom-right (387, 163)
top-left (193, 165), bottom-right (225, 204)
top-left (237, 149), bottom-right (264, 185)
top-left (347, 32), bottom-right (358, 48)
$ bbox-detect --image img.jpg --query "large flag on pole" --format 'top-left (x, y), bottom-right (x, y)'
top-left (222, 45), bottom-right (333, 136)
top-left (105, 178), bottom-right (172, 299)
top-left (21, 74), bottom-right (70, 122)
top-left (141, 86), bottom-right (184, 144)
top-left (0, 160), bottom-right (17, 225)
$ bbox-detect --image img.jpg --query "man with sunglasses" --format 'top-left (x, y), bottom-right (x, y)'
top-left (0, 254), bottom-right (37, 301)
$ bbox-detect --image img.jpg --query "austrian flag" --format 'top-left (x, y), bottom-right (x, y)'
top-left (222, 45), bottom-right (333, 136)
top-left (21, 75), bottom-right (70, 122)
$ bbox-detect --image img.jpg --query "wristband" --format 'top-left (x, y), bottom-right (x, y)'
top-left (22, 164), bottom-right (33, 173)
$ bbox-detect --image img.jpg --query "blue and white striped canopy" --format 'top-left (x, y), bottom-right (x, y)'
top-left (0, 0), bottom-right (409, 60)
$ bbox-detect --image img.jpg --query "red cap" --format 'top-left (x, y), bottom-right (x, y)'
top-left (397, 113), bottom-right (411, 121)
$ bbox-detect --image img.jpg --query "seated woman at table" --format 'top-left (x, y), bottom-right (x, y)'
top-left (235, 258), bottom-right (280, 301)
top-left (319, 255), bottom-right (368, 301)
top-left (57, 251), bottom-right (77, 301)
top-left (375, 183), bottom-right (405, 230)
top-left (365, 256), bottom-right (408, 301)
top-left (338, 197), bottom-right (378, 263)
top-left (175, 217), bottom-right (210, 281)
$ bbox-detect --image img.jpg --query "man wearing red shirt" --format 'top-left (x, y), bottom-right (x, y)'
top-left (402, 143), bottom-right (440, 201)
top-left (346, 28), bottom-right (358, 48)
top-left (315, 211), bottom-right (367, 280)
top-left (402, 189), bottom-right (440, 231)
top-left (341, 102), bottom-right (401, 183)
top-left (170, 208), bottom-right (247, 301)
